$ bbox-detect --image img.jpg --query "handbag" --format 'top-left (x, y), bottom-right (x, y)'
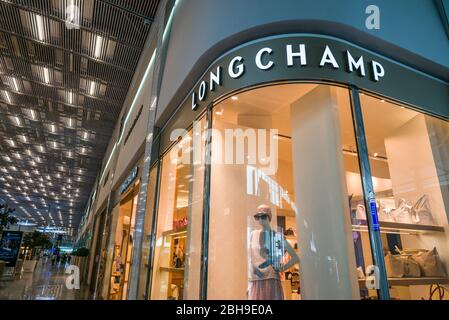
top-left (377, 201), bottom-right (395, 222)
top-left (391, 198), bottom-right (414, 224)
top-left (411, 194), bottom-right (436, 225)
top-left (385, 248), bottom-right (421, 278)
top-left (355, 204), bottom-right (367, 221)
top-left (411, 247), bottom-right (446, 277)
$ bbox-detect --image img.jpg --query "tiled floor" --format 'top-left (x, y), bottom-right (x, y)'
top-left (0, 259), bottom-right (90, 300)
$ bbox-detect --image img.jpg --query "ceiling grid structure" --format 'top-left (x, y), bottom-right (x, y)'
top-left (0, 0), bottom-right (159, 236)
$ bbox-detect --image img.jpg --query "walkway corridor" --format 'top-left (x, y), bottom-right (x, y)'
top-left (0, 260), bottom-right (90, 300)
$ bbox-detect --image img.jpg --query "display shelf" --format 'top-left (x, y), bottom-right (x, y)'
top-left (162, 228), bottom-right (187, 237)
top-left (359, 277), bottom-right (449, 287)
top-left (352, 221), bottom-right (445, 235)
top-left (160, 266), bottom-right (185, 274)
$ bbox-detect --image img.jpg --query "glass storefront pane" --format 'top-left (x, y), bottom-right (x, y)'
top-left (361, 94), bottom-right (449, 300)
top-left (108, 185), bottom-right (139, 300)
top-left (207, 83), bottom-right (368, 299)
top-left (150, 117), bottom-right (206, 300)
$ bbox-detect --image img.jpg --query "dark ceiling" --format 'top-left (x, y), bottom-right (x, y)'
top-left (0, 0), bottom-right (160, 236)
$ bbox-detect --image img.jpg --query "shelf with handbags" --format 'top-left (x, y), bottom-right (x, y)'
top-left (351, 192), bottom-right (449, 294)
top-left (158, 229), bottom-right (187, 299)
top-left (358, 246), bottom-right (449, 287)
top-left (351, 193), bottom-right (445, 234)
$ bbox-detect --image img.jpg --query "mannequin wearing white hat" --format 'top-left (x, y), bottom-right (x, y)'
top-left (248, 204), bottom-right (299, 300)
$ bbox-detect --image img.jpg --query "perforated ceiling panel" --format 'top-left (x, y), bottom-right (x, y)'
top-left (0, 0), bottom-right (159, 237)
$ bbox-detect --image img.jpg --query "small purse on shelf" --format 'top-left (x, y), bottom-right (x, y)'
top-left (391, 198), bottom-right (414, 224)
top-left (411, 247), bottom-right (447, 277)
top-left (411, 194), bottom-right (436, 226)
top-left (377, 201), bottom-right (395, 222)
top-left (385, 251), bottom-right (421, 278)
top-left (355, 204), bottom-right (367, 221)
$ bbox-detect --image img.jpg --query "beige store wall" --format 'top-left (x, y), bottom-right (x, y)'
top-left (114, 62), bottom-right (155, 182)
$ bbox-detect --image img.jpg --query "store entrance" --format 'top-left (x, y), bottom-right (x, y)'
top-left (108, 184), bottom-right (139, 300)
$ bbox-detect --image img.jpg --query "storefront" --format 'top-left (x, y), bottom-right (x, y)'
top-left (134, 33), bottom-right (449, 300)
top-left (94, 161), bottom-right (143, 300)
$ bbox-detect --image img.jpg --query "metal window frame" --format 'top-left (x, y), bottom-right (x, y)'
top-left (436, 0), bottom-right (449, 38)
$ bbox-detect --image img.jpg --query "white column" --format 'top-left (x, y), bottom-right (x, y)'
top-left (290, 85), bottom-right (360, 300)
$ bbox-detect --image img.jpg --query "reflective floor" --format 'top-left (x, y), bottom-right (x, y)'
top-left (0, 259), bottom-right (90, 300)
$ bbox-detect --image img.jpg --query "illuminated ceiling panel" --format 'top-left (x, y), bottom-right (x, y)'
top-left (0, 0), bottom-right (160, 237)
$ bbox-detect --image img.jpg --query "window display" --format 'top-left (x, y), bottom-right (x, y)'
top-left (207, 83), bottom-right (369, 299)
top-left (108, 184), bottom-right (139, 300)
top-left (150, 117), bottom-right (206, 300)
top-left (360, 93), bottom-right (449, 300)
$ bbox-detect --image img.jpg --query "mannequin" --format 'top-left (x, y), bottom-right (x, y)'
top-left (248, 204), bottom-right (299, 300)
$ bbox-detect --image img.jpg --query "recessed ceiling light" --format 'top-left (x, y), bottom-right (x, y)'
top-left (14, 117), bottom-right (21, 126)
top-left (3, 90), bottom-right (12, 104)
top-left (231, 96), bottom-right (238, 101)
top-left (89, 81), bottom-right (97, 96)
top-left (35, 14), bottom-right (45, 41)
top-left (43, 67), bottom-right (50, 84)
top-left (94, 35), bottom-right (103, 58)
top-left (12, 78), bottom-right (19, 91)
top-left (30, 109), bottom-right (37, 120)
top-left (7, 139), bottom-right (16, 147)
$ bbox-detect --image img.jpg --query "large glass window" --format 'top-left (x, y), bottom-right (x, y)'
top-left (207, 83), bottom-right (369, 299)
top-left (361, 94), bottom-right (449, 300)
top-left (150, 117), bottom-right (206, 299)
top-left (108, 184), bottom-right (139, 300)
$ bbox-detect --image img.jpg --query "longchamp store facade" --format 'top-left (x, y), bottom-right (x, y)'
top-left (76, 0), bottom-right (449, 300)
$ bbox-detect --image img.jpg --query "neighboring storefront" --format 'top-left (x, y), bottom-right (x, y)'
top-left (80, 0), bottom-right (449, 300)
top-left (92, 157), bottom-right (144, 300)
